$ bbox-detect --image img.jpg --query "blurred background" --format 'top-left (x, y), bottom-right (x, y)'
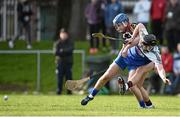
top-left (0, 0), bottom-right (179, 96)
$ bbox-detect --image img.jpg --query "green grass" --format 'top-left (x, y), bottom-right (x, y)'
top-left (0, 40), bottom-right (91, 93)
top-left (0, 40), bottom-right (115, 93)
top-left (0, 40), bottom-right (90, 51)
top-left (0, 95), bottom-right (179, 116)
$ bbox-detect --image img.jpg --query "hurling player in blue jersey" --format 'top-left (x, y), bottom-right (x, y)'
top-left (81, 13), bottom-right (171, 108)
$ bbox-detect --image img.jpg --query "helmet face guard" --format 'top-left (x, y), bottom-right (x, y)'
top-left (139, 34), bottom-right (157, 52)
top-left (142, 41), bottom-right (155, 46)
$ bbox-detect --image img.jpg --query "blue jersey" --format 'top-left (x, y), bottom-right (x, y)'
top-left (115, 46), bottom-right (151, 71)
top-left (115, 23), bottom-right (161, 71)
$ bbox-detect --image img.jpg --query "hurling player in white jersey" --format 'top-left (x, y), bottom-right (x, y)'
top-left (81, 13), bottom-right (171, 108)
top-left (117, 15), bottom-right (172, 107)
top-left (115, 17), bottom-right (171, 108)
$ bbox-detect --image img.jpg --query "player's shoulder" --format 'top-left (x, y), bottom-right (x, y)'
top-left (153, 46), bottom-right (160, 52)
top-left (130, 23), bottom-right (145, 30)
top-left (132, 23), bottom-right (146, 28)
top-left (131, 23), bottom-right (137, 29)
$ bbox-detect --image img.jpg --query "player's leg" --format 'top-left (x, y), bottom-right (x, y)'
top-left (126, 62), bottom-right (155, 90)
top-left (127, 70), bottom-right (146, 108)
top-left (137, 74), bottom-right (149, 102)
top-left (128, 63), bottom-right (155, 108)
top-left (81, 62), bottom-right (121, 105)
top-left (136, 73), bottom-right (154, 108)
top-left (94, 63), bottom-right (120, 89)
top-left (118, 62), bottom-right (155, 104)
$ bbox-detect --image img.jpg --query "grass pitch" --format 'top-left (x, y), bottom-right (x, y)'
top-left (0, 95), bottom-right (179, 116)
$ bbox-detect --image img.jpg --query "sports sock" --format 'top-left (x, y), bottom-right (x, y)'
top-left (145, 100), bottom-right (152, 106)
top-left (89, 88), bottom-right (99, 98)
top-left (139, 100), bottom-right (145, 108)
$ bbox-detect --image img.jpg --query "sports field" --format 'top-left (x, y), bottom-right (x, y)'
top-left (0, 95), bottom-right (179, 116)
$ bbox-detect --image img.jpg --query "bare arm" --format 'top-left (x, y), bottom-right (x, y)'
top-left (125, 23), bottom-right (148, 46)
top-left (131, 23), bottom-right (148, 41)
top-left (155, 64), bottom-right (166, 79)
top-left (121, 23), bottom-right (148, 57)
top-left (123, 36), bottom-right (140, 50)
top-left (155, 63), bottom-right (171, 85)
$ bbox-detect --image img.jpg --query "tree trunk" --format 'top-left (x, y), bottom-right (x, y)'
top-left (55, 0), bottom-right (72, 39)
top-left (69, 0), bottom-right (88, 40)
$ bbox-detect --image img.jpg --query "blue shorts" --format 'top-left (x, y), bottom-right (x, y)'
top-left (114, 47), bottom-right (151, 71)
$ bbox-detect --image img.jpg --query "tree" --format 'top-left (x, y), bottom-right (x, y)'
top-left (69, 0), bottom-right (88, 40)
top-left (38, 0), bottom-right (88, 40)
top-left (55, 0), bottom-right (72, 39)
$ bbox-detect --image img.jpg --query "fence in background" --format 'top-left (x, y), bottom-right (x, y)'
top-left (0, 50), bottom-right (85, 92)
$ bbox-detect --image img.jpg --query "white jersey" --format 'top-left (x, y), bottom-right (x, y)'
top-left (138, 45), bottom-right (162, 64)
top-left (137, 27), bottom-right (162, 64)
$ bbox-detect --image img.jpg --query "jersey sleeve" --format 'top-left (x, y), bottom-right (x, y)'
top-left (139, 28), bottom-right (148, 41)
top-left (144, 46), bottom-right (162, 64)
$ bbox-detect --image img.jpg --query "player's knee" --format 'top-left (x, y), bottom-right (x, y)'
top-left (129, 85), bottom-right (137, 92)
